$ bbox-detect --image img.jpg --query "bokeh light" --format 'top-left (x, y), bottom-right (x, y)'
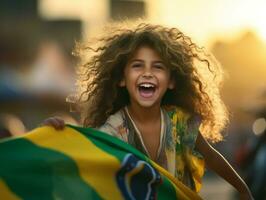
top-left (252, 117), bottom-right (266, 136)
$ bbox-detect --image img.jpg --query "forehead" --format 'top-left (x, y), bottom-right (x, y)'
top-left (130, 45), bottom-right (162, 61)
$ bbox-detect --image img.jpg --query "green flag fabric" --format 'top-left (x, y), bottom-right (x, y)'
top-left (0, 125), bottom-right (202, 200)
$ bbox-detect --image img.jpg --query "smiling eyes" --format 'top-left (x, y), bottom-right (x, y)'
top-left (131, 63), bottom-right (142, 68)
top-left (130, 62), bottom-right (166, 70)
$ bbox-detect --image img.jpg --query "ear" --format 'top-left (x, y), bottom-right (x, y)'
top-left (168, 79), bottom-right (175, 89)
top-left (119, 78), bottom-right (126, 87)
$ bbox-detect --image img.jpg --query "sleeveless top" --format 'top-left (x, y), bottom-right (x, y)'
top-left (98, 106), bottom-right (205, 192)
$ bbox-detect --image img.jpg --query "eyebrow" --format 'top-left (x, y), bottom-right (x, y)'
top-left (129, 59), bottom-right (164, 64)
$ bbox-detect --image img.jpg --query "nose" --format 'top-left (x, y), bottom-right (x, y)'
top-left (142, 66), bottom-right (153, 78)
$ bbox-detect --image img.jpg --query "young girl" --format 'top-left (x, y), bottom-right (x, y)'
top-left (43, 22), bottom-right (252, 199)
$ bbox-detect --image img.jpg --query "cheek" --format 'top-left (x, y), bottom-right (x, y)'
top-left (126, 70), bottom-right (139, 82)
top-left (157, 72), bottom-right (171, 82)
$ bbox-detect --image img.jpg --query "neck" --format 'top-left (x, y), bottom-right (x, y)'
top-left (127, 104), bottom-right (161, 123)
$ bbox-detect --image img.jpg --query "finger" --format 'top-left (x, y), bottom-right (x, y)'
top-left (52, 119), bottom-right (62, 130)
top-left (41, 118), bottom-right (64, 130)
top-left (50, 118), bottom-right (65, 130)
top-left (56, 119), bottom-right (65, 130)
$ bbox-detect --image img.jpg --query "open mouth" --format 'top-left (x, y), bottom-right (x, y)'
top-left (138, 83), bottom-right (156, 98)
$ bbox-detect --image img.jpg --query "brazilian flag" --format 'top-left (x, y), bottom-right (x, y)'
top-left (0, 125), bottom-right (202, 199)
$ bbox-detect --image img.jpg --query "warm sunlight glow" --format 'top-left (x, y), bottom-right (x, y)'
top-left (147, 0), bottom-right (266, 45)
top-left (38, 0), bottom-right (266, 44)
top-left (256, 27), bottom-right (266, 42)
top-left (244, 0), bottom-right (266, 42)
top-left (252, 18), bottom-right (266, 42)
top-left (38, 0), bottom-right (109, 20)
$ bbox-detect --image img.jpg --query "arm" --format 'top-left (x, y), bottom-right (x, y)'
top-left (196, 132), bottom-right (253, 200)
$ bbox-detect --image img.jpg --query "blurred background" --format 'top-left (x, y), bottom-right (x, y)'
top-left (0, 0), bottom-right (265, 199)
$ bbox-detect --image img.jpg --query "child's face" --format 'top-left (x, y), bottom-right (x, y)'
top-left (120, 46), bottom-right (174, 109)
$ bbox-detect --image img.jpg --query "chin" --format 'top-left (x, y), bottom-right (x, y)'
top-left (137, 100), bottom-right (160, 108)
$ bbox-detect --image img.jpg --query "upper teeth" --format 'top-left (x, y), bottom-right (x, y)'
top-left (140, 83), bottom-right (154, 88)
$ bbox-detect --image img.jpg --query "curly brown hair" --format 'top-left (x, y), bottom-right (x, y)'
top-left (70, 21), bottom-right (228, 142)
